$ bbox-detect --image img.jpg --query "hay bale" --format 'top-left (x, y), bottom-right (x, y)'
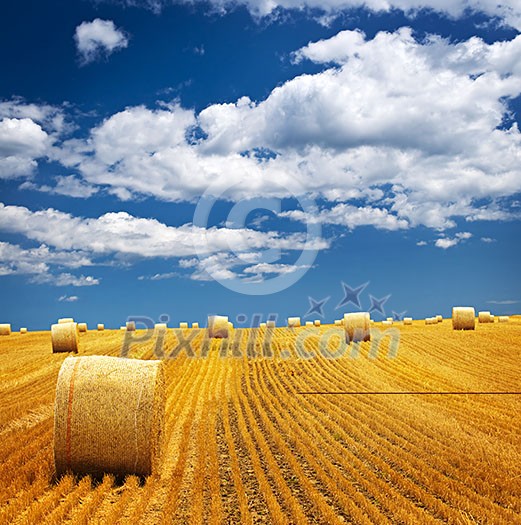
top-left (403, 317), bottom-right (413, 325)
top-left (478, 311), bottom-right (492, 323)
top-left (498, 316), bottom-right (509, 323)
top-left (334, 319), bottom-right (341, 326)
top-left (120, 326), bottom-right (126, 331)
top-left (54, 355), bottom-right (165, 477)
top-left (51, 322), bottom-right (79, 353)
top-left (126, 321), bottom-right (136, 332)
top-left (58, 318), bottom-right (74, 324)
top-left (20, 327), bottom-right (28, 334)
top-left (452, 307), bottom-right (475, 330)
top-left (386, 317), bottom-right (393, 322)
top-left (382, 320), bottom-right (392, 326)
top-left (0, 324), bottom-right (12, 335)
top-left (97, 324), bottom-right (105, 331)
top-left (287, 317), bottom-right (301, 328)
top-left (344, 312), bottom-right (371, 343)
top-left (490, 314), bottom-right (495, 322)
top-left (192, 322), bottom-right (199, 329)
top-left (179, 322), bottom-right (188, 329)
top-left (425, 317), bottom-right (437, 325)
top-left (155, 323), bottom-right (167, 331)
top-left (436, 315), bottom-right (443, 323)
top-left (259, 322), bottom-right (266, 328)
top-left (305, 321), bottom-right (313, 327)
top-left (208, 315), bottom-right (229, 338)
top-left (314, 320), bottom-right (321, 327)
top-left (78, 323), bottom-right (88, 333)
top-left (266, 320), bottom-right (276, 328)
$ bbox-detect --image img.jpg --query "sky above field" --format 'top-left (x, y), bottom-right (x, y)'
top-left (1, 0), bottom-right (520, 329)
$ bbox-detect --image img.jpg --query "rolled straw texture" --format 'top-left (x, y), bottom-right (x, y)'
top-left (452, 307), bottom-right (475, 330)
top-left (344, 312), bottom-right (371, 343)
top-left (0, 324), bottom-right (11, 335)
top-left (208, 315), bottom-right (229, 338)
top-left (54, 355), bottom-right (165, 478)
top-left (51, 322), bottom-right (79, 353)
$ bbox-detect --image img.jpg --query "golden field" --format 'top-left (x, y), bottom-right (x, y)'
top-left (0, 317), bottom-right (520, 524)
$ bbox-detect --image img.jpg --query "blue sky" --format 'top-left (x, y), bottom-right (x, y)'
top-left (1, 0), bottom-right (520, 329)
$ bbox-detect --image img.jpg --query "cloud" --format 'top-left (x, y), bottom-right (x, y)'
top-left (486, 299), bottom-right (519, 304)
top-left (481, 237), bottom-right (496, 243)
top-left (31, 273), bottom-right (99, 286)
top-left (74, 19), bottom-right (129, 64)
top-left (434, 231), bottom-right (472, 249)
top-left (58, 295), bottom-right (79, 302)
top-left (138, 271), bottom-right (178, 281)
top-left (20, 176), bottom-right (99, 198)
top-left (56, 29), bottom-right (521, 232)
top-left (416, 240), bottom-right (427, 246)
top-left (108, 1), bottom-right (521, 30)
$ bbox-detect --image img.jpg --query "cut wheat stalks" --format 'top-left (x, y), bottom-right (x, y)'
top-left (51, 322), bottom-right (79, 353)
top-left (54, 355), bottom-right (165, 477)
top-left (344, 312), bottom-right (371, 343)
top-left (452, 307), bottom-right (475, 330)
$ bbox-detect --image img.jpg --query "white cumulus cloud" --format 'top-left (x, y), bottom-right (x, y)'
top-left (74, 19), bottom-right (129, 64)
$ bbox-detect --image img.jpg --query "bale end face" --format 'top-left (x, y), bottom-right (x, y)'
top-left (344, 312), bottom-right (371, 343)
top-left (452, 307), bottom-right (475, 330)
top-left (0, 324), bottom-right (12, 336)
top-left (51, 322), bottom-right (79, 353)
top-left (54, 356), bottom-right (165, 478)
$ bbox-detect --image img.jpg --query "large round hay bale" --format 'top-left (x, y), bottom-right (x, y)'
top-left (54, 356), bottom-right (165, 478)
top-left (126, 321), bottom-right (136, 332)
top-left (208, 315), bottom-right (229, 338)
top-left (78, 323), bottom-right (88, 333)
top-left (58, 318), bottom-right (74, 324)
top-left (498, 316), bottom-right (508, 323)
top-left (20, 327), bottom-right (28, 334)
top-left (478, 311), bottom-right (492, 323)
top-left (97, 324), bottom-right (105, 331)
top-left (0, 324), bottom-right (12, 335)
top-left (452, 307), bottom-right (475, 330)
top-left (179, 322), bottom-right (188, 329)
top-left (51, 322), bottom-right (79, 353)
top-left (344, 312), bottom-right (371, 343)
top-left (287, 317), bottom-right (301, 328)
top-left (403, 317), bottom-right (413, 325)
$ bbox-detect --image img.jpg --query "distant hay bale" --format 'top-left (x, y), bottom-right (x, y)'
top-left (0, 324), bottom-right (11, 335)
top-left (478, 311), bottom-right (492, 324)
top-left (344, 312), bottom-right (371, 343)
top-left (334, 319), bottom-right (341, 326)
top-left (425, 317), bottom-right (437, 325)
top-left (192, 322), bottom-right (199, 329)
top-left (452, 307), bottom-right (475, 330)
top-left (179, 322), bottom-right (188, 329)
top-left (305, 321), bottom-right (313, 327)
top-left (58, 318), bottom-right (74, 324)
top-left (208, 315), bottom-right (229, 338)
top-left (382, 320), bottom-right (392, 326)
top-left (287, 317), bottom-right (301, 328)
top-left (120, 326), bottom-right (126, 331)
top-left (314, 320), bottom-right (321, 327)
top-left (51, 322), bottom-right (79, 353)
top-left (155, 323), bottom-right (167, 332)
top-left (403, 317), bottom-right (413, 325)
top-left (78, 323), bottom-right (88, 333)
top-left (259, 322), bottom-right (266, 328)
top-left (126, 321), bottom-right (136, 331)
top-left (436, 315), bottom-right (443, 323)
top-left (266, 320), bottom-right (276, 328)
top-left (498, 316), bottom-right (509, 323)
top-left (54, 355), bottom-right (165, 478)
top-left (97, 324), bottom-right (105, 331)
top-left (20, 327), bottom-right (28, 334)
top-left (386, 317), bottom-right (393, 322)
top-left (490, 314), bottom-right (495, 322)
